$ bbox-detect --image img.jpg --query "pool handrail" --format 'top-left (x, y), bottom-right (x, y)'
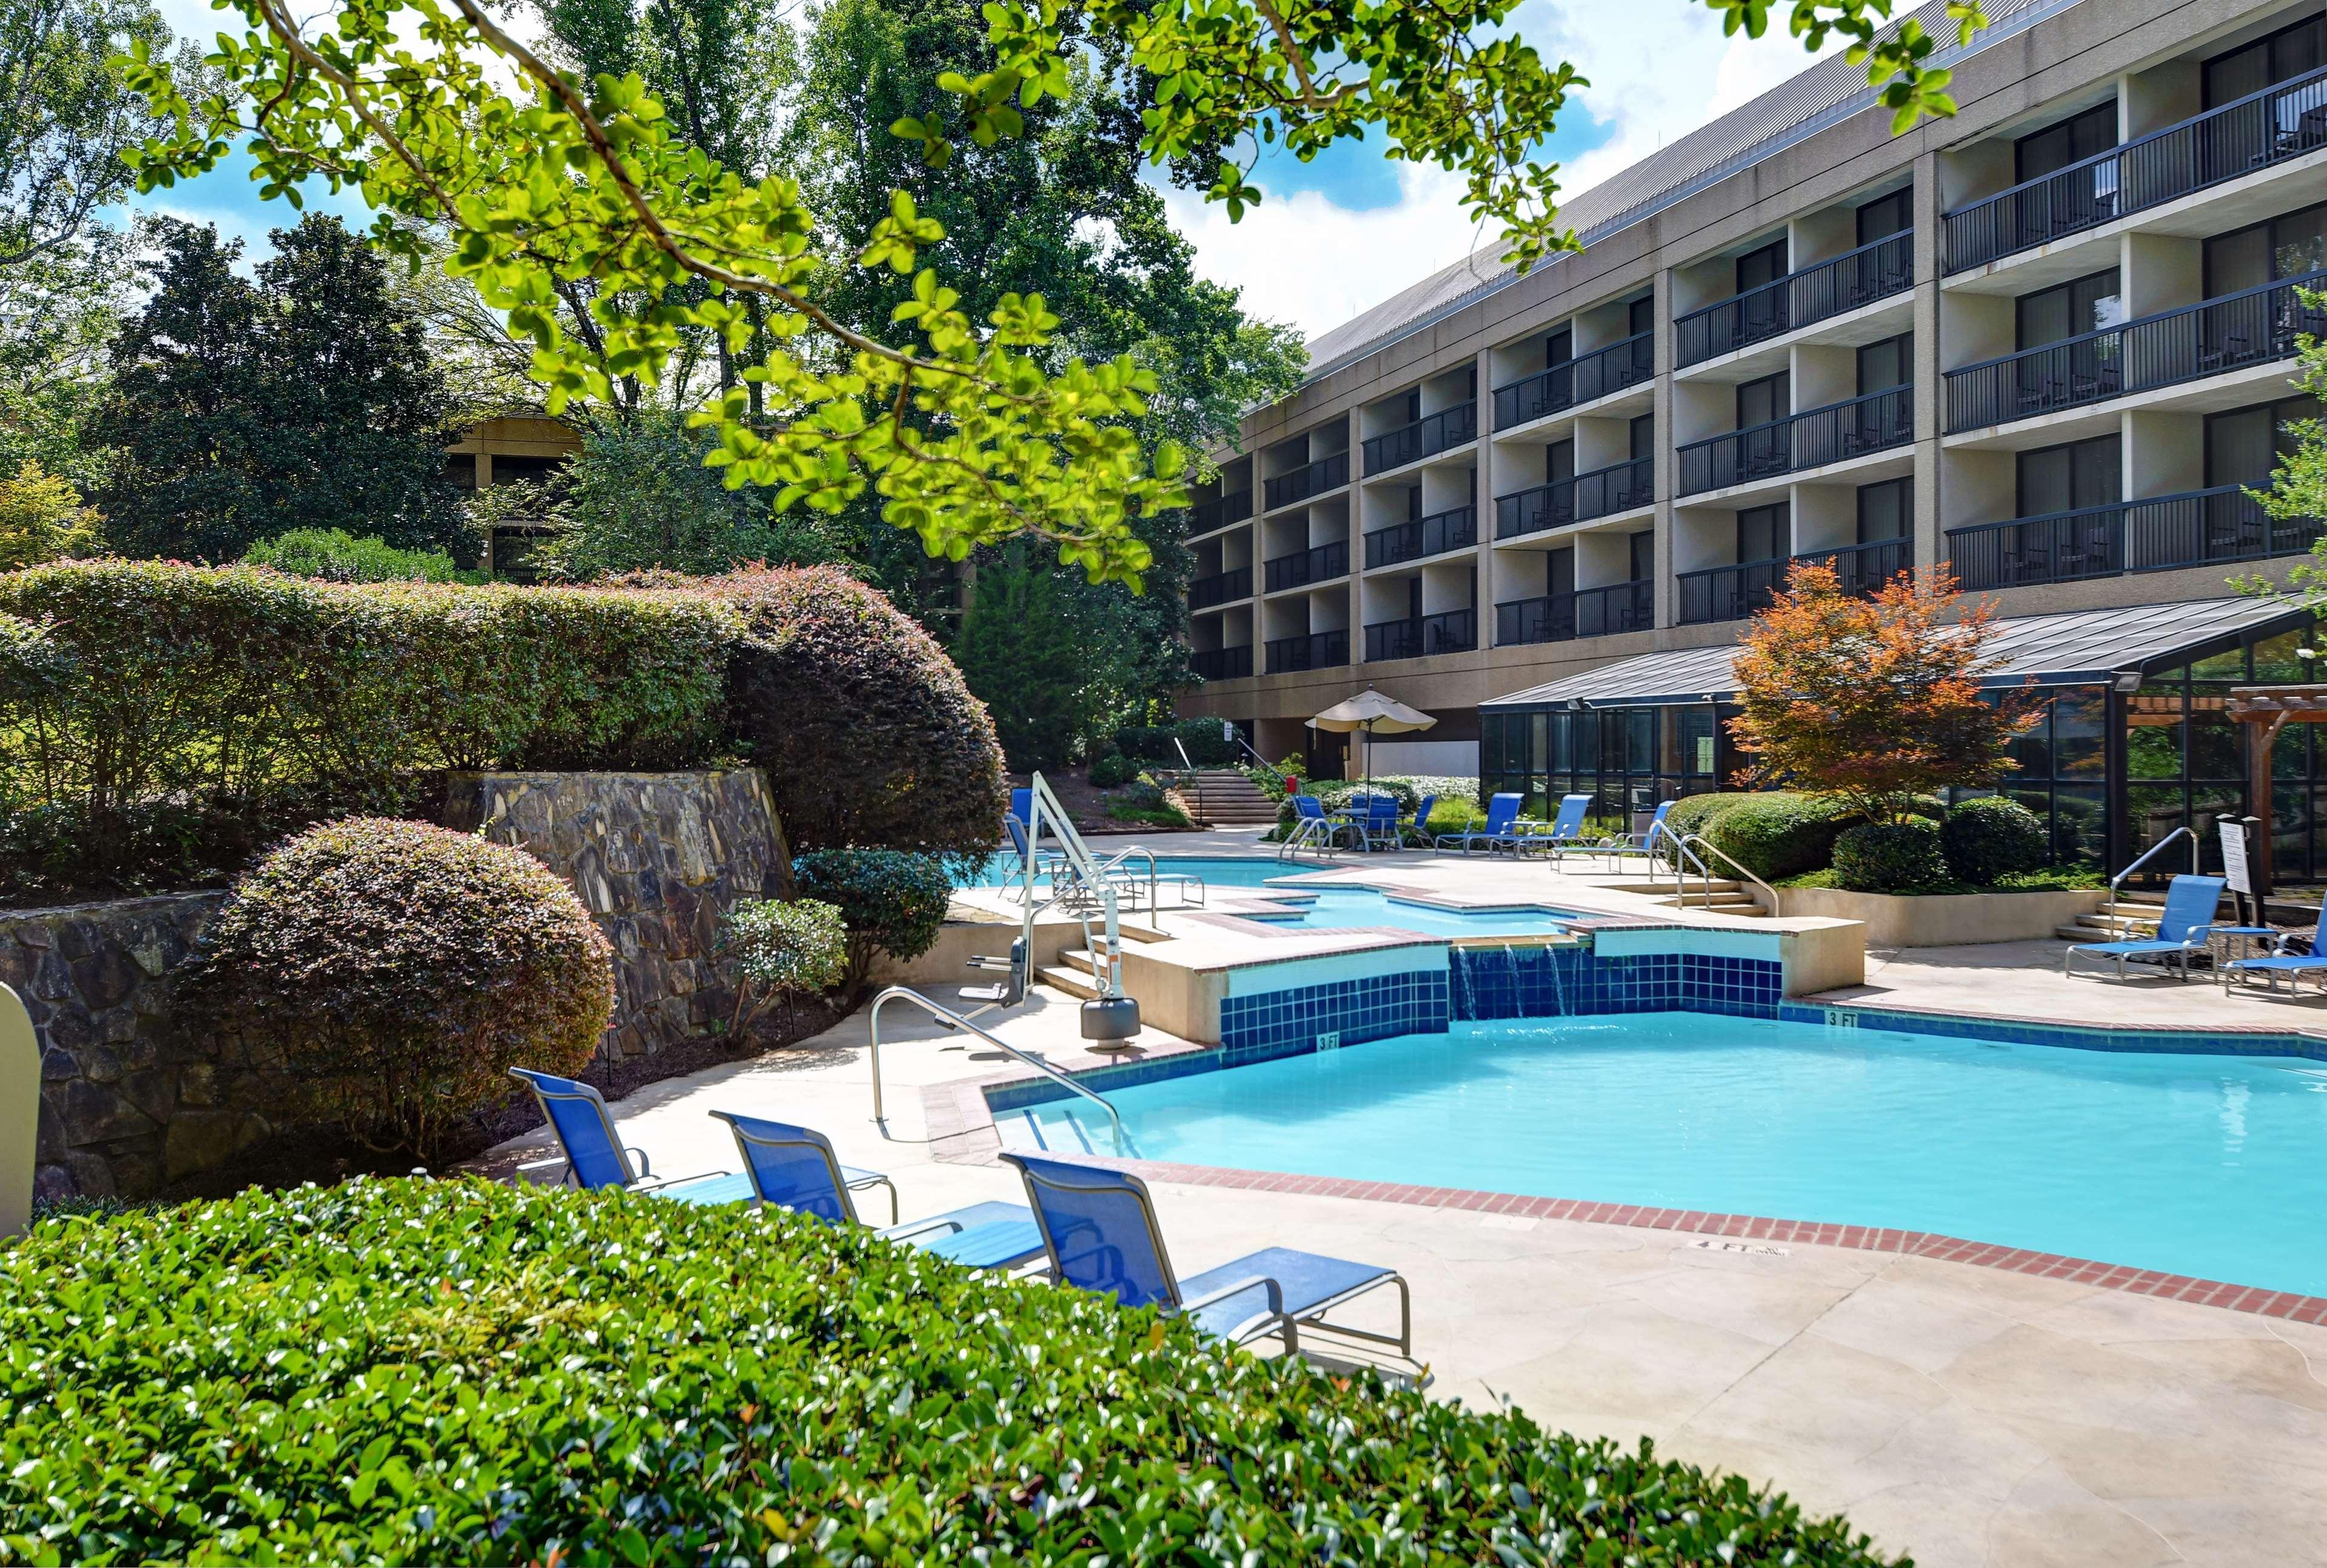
top-left (866, 985), bottom-right (1126, 1154)
top-left (2105, 826), bottom-right (2200, 934)
top-left (1664, 832), bottom-right (1782, 918)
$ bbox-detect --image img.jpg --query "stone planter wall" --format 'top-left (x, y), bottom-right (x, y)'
top-left (1776, 886), bottom-right (2105, 947)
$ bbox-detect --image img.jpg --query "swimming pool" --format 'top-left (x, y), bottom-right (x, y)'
top-left (970, 854), bottom-right (1574, 936)
top-left (1001, 1013), bottom-right (2327, 1297)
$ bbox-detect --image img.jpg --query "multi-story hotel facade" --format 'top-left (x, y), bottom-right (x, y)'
top-left (1174, 0), bottom-right (2327, 881)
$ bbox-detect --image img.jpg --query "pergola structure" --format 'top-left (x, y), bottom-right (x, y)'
top-left (2226, 684), bottom-right (2327, 895)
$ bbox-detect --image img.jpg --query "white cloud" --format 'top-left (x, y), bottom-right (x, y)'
top-left (1171, 1), bottom-right (1856, 342)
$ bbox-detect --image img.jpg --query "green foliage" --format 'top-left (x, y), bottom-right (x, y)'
top-left (91, 215), bottom-right (462, 562)
top-left (1087, 750), bottom-right (1137, 787)
top-left (680, 565), bottom-right (1007, 878)
top-left (720, 896), bottom-right (848, 1034)
top-left (242, 527), bottom-right (473, 584)
top-left (1, 0), bottom-right (180, 265)
top-left (0, 222), bottom-right (142, 488)
top-left (1704, 1), bottom-right (1988, 133)
top-left (1115, 716), bottom-right (1236, 765)
top-left (2237, 286), bottom-right (2327, 609)
top-left (1703, 792), bottom-right (1864, 882)
top-left (1940, 795), bottom-right (2049, 886)
top-left (0, 559), bottom-right (733, 901)
top-left (177, 818), bottom-right (613, 1157)
top-left (0, 1178), bottom-right (1898, 1566)
top-left (0, 459), bottom-right (102, 569)
top-left (953, 541), bottom-right (1092, 770)
top-left (792, 848), bottom-right (953, 991)
top-left (1666, 790), bottom-right (1751, 841)
top-left (1831, 818), bottom-right (1952, 895)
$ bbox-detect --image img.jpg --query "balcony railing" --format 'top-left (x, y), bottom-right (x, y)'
top-left (1361, 404), bottom-right (1477, 472)
top-left (1190, 488), bottom-right (1252, 533)
top-left (1495, 580), bottom-right (1655, 646)
top-left (1364, 607), bottom-right (1478, 662)
top-left (1677, 387), bottom-right (1912, 496)
top-left (1946, 486), bottom-right (2325, 590)
top-left (1264, 629), bottom-right (1349, 672)
top-left (1188, 565), bottom-right (1250, 609)
top-left (1675, 538), bottom-right (1909, 626)
top-left (1263, 538), bottom-right (1349, 593)
top-left (1190, 645), bottom-right (1253, 680)
top-left (1943, 64), bottom-right (2327, 273)
top-left (1494, 457), bottom-right (1655, 539)
top-left (1792, 536), bottom-right (1913, 598)
top-left (1943, 270), bottom-right (2327, 433)
top-left (1673, 233), bottom-right (1914, 369)
top-left (1262, 450), bottom-right (1350, 510)
top-left (1492, 331), bottom-right (1656, 429)
top-left (1364, 505), bottom-right (1477, 568)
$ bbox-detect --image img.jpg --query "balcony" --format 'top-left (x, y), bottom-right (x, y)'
top-left (1190, 488), bottom-right (1252, 534)
top-left (1361, 404), bottom-right (1477, 473)
top-left (1492, 332), bottom-right (1655, 429)
top-left (1943, 65), bottom-right (2327, 273)
top-left (1264, 629), bottom-right (1349, 672)
top-left (1495, 580), bottom-right (1655, 646)
top-left (1263, 538), bottom-right (1349, 593)
top-left (1943, 271), bottom-right (2327, 433)
top-left (1364, 607), bottom-right (1478, 662)
top-left (1187, 565), bottom-right (1250, 609)
top-left (1364, 505), bottom-right (1477, 568)
top-left (1495, 457), bottom-right (1655, 539)
top-left (1677, 387), bottom-right (1912, 496)
top-left (1262, 450), bottom-right (1350, 510)
top-left (1673, 233), bottom-right (1914, 369)
top-left (1190, 645), bottom-right (1253, 680)
top-left (1946, 486), bottom-right (2325, 590)
top-left (1675, 538), bottom-right (1910, 625)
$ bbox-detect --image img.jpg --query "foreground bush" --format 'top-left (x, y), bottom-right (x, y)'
top-left (1940, 795), bottom-right (2049, 885)
top-left (0, 1179), bottom-right (1901, 1566)
top-left (793, 848), bottom-right (953, 991)
top-left (1832, 819), bottom-right (1952, 894)
top-left (178, 818), bottom-right (613, 1158)
top-left (1703, 792), bottom-right (1862, 881)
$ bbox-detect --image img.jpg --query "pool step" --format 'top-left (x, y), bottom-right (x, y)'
top-left (2055, 910), bottom-right (2165, 942)
top-left (1035, 963), bottom-right (1103, 999)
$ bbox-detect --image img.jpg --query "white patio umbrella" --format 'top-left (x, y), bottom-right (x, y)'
top-left (1307, 689), bottom-right (1436, 795)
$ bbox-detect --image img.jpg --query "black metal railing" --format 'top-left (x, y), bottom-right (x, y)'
top-left (1943, 270), bottom-right (2327, 433)
top-left (1494, 457), bottom-right (1655, 539)
top-left (1673, 233), bottom-right (1914, 368)
top-left (1190, 488), bottom-right (1252, 533)
top-left (1190, 645), bottom-right (1253, 680)
top-left (1261, 450), bottom-right (1350, 510)
top-left (1677, 556), bottom-right (1791, 626)
top-left (1364, 607), bottom-right (1477, 662)
top-left (1495, 579), bottom-right (1655, 646)
top-left (1677, 387), bottom-right (1912, 495)
top-left (1188, 566), bottom-right (1250, 609)
top-left (1361, 404), bottom-right (1477, 472)
top-left (1492, 331), bottom-right (1656, 428)
top-left (1946, 485), bottom-right (2326, 590)
top-left (1264, 629), bottom-right (1349, 672)
top-left (1364, 505), bottom-right (1477, 567)
top-left (1943, 65), bottom-right (2327, 273)
top-left (1792, 536), bottom-right (1913, 598)
top-left (1262, 538), bottom-right (1349, 592)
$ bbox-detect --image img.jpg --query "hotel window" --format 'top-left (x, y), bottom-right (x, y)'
top-left (2015, 268), bottom-right (2123, 349)
top-left (2016, 435), bottom-right (2122, 516)
top-left (1737, 501), bottom-right (1790, 562)
top-left (2203, 14), bottom-right (2327, 108)
top-left (1857, 477), bottom-right (1912, 542)
top-left (2015, 102), bottom-right (2117, 182)
top-left (1855, 188), bottom-right (1912, 245)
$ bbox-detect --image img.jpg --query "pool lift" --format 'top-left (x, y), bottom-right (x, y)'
top-left (1020, 772), bottom-right (1141, 1045)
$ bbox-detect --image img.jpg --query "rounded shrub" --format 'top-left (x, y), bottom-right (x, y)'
top-left (1832, 818), bottom-right (1952, 893)
top-left (1940, 795), bottom-right (2049, 885)
top-left (719, 896), bottom-right (848, 1035)
top-left (0, 1178), bottom-right (1898, 1566)
top-left (693, 566), bottom-right (1008, 879)
top-left (1087, 751), bottom-right (1138, 788)
top-left (1701, 792), bottom-right (1861, 881)
top-left (177, 817), bottom-right (613, 1158)
top-left (792, 848), bottom-right (953, 991)
top-left (1664, 790), bottom-right (1749, 841)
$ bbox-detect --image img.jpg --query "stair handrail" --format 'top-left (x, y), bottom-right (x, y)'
top-left (1021, 771), bottom-right (1123, 998)
top-left (1672, 832), bottom-right (1783, 918)
top-left (867, 985), bottom-right (1126, 1153)
top-left (2105, 826), bottom-right (2199, 932)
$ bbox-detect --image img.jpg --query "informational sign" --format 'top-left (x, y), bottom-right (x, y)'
top-left (2220, 819), bottom-right (2252, 898)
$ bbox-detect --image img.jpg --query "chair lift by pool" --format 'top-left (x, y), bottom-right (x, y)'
top-left (1019, 770), bottom-right (1141, 1044)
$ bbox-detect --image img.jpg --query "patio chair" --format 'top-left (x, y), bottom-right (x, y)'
top-left (509, 1067), bottom-right (899, 1221)
top-left (1586, 799), bottom-right (1676, 872)
top-left (1398, 794), bottom-right (1438, 849)
top-left (998, 1150), bottom-right (1411, 1358)
top-left (1434, 792), bottom-right (1529, 856)
top-left (1280, 793), bottom-right (1344, 859)
top-left (710, 1112), bottom-right (1044, 1270)
top-left (2218, 944), bottom-right (2327, 999)
top-left (2062, 874), bottom-right (2227, 983)
top-left (1004, 787), bottom-right (1070, 896)
top-left (1356, 793), bottom-right (1401, 852)
top-left (1537, 794), bottom-right (1606, 864)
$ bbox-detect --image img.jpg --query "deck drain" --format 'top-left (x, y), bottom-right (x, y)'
top-left (1688, 1238), bottom-right (1792, 1258)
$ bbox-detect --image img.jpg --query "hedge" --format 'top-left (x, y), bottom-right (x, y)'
top-left (1940, 796), bottom-right (2049, 885)
top-left (1115, 716), bottom-right (1238, 766)
top-left (1833, 819), bottom-right (1952, 894)
top-left (0, 1179), bottom-right (1900, 1566)
top-left (1701, 792), bottom-right (1863, 882)
top-left (793, 848), bottom-right (955, 991)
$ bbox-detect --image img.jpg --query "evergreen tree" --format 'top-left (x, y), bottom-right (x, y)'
top-left (952, 541), bottom-right (1094, 770)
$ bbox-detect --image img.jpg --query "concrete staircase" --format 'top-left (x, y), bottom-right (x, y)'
top-left (1610, 875), bottom-right (1769, 916)
top-left (1177, 769), bottom-right (1281, 828)
top-left (1035, 926), bottom-right (1169, 998)
top-left (2055, 904), bottom-right (2162, 944)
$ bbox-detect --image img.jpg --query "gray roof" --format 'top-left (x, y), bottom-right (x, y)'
top-left (1301, 0), bottom-right (2085, 382)
top-left (1481, 596), bottom-right (2314, 710)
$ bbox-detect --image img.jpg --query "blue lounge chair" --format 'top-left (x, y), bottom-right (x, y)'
top-left (1571, 799), bottom-right (1675, 871)
top-left (999, 1151), bottom-right (1411, 1356)
top-left (1435, 792), bottom-right (1529, 856)
top-left (509, 1067), bottom-right (900, 1219)
top-left (1536, 794), bottom-right (1601, 863)
top-left (1355, 793), bottom-right (1401, 852)
top-left (1004, 787), bottom-right (1069, 896)
top-left (2219, 950), bottom-right (2327, 998)
top-left (1399, 794), bottom-right (1438, 849)
top-left (710, 1112), bottom-right (1045, 1270)
top-left (2063, 874), bottom-right (2226, 982)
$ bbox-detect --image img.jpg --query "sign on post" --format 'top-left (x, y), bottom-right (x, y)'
top-left (2220, 819), bottom-right (2251, 898)
top-left (0, 983), bottom-right (36, 1239)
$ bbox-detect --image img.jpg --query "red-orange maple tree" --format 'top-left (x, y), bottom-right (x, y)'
top-left (1728, 562), bottom-right (2038, 824)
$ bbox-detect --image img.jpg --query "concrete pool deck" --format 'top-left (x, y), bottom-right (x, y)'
top-left (478, 980), bottom-right (2327, 1568)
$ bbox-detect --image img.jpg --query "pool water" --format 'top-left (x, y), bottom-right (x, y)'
top-left (1003, 1013), bottom-right (2327, 1296)
top-left (970, 854), bottom-right (1571, 936)
top-left (970, 853), bottom-right (1306, 890)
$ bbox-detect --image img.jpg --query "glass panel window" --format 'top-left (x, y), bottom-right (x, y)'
top-left (1856, 334), bottom-right (1911, 394)
top-left (1547, 439), bottom-right (1575, 482)
top-left (1546, 327), bottom-right (1573, 367)
top-left (2254, 627), bottom-right (2315, 683)
top-left (1736, 238), bottom-right (1788, 294)
top-left (1737, 372), bottom-right (1789, 429)
top-left (1856, 477), bottom-right (1912, 542)
top-left (1629, 529), bottom-right (1654, 582)
top-left (1626, 710), bottom-right (1655, 774)
top-left (2054, 687), bottom-right (2106, 777)
top-left (1629, 296), bottom-right (1655, 337)
top-left (1679, 707), bottom-right (1717, 776)
top-left (2205, 396), bottom-right (2314, 486)
top-left (1737, 502), bottom-right (1791, 562)
top-left (2203, 15), bottom-right (2327, 109)
top-left (2205, 202), bottom-right (2327, 295)
top-left (2125, 684), bottom-right (2184, 781)
top-left (2015, 269), bottom-right (2123, 350)
top-left (2015, 102), bottom-right (2118, 182)
top-left (1629, 413), bottom-right (1655, 460)
top-left (1855, 188), bottom-right (1912, 245)
top-left (2054, 784), bottom-right (2107, 866)
top-left (2016, 435), bottom-right (2122, 515)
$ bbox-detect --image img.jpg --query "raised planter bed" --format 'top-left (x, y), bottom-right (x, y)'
top-left (1777, 886), bottom-right (2105, 947)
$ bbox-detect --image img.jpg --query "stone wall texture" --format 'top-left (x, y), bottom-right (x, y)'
top-left (19, 769), bottom-right (787, 1200)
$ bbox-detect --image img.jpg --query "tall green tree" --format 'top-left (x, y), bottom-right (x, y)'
top-left (1, 0), bottom-right (178, 267)
top-left (93, 215), bottom-right (462, 561)
top-left (952, 539), bottom-right (1092, 769)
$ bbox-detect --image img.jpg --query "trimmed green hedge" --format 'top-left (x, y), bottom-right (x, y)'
top-left (1832, 819), bottom-right (1952, 894)
top-left (1115, 716), bottom-right (1238, 765)
top-left (793, 848), bottom-right (954, 991)
top-left (1665, 790), bottom-right (1750, 841)
top-left (1940, 796), bottom-right (2049, 886)
top-left (0, 1179), bottom-right (1898, 1566)
top-left (1702, 793), bottom-right (1863, 882)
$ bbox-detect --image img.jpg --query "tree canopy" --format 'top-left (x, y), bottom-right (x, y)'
top-left (117, 0), bottom-right (1986, 587)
